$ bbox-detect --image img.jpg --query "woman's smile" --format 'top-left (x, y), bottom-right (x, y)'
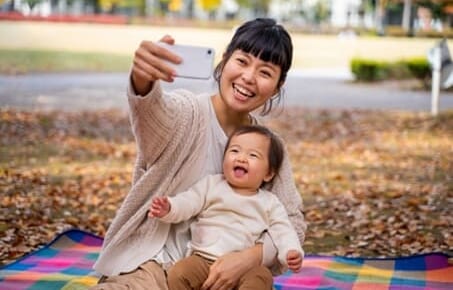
top-left (233, 83), bottom-right (255, 100)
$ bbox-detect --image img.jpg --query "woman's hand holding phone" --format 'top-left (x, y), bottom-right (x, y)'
top-left (131, 35), bottom-right (182, 96)
top-left (131, 35), bottom-right (215, 96)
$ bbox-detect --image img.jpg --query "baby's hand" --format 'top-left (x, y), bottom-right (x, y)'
top-left (149, 196), bottom-right (171, 218)
top-left (287, 250), bottom-right (302, 273)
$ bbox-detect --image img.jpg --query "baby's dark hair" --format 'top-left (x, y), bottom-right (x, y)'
top-left (224, 125), bottom-right (284, 184)
top-left (214, 18), bottom-right (293, 115)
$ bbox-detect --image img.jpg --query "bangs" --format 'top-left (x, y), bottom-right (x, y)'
top-left (235, 28), bottom-right (291, 72)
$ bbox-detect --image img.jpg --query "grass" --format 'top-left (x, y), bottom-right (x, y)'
top-left (0, 49), bottom-right (132, 74)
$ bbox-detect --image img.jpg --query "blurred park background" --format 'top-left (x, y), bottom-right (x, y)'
top-left (1, 1), bottom-right (453, 84)
top-left (0, 0), bottom-right (452, 267)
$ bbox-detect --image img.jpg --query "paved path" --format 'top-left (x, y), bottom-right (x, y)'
top-left (1, 69), bottom-right (453, 112)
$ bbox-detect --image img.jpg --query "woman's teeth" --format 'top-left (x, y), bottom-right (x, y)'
top-left (234, 84), bottom-right (254, 98)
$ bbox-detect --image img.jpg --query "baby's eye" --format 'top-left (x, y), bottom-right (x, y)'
top-left (250, 153), bottom-right (258, 158)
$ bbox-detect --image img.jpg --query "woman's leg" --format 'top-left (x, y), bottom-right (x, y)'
top-left (236, 265), bottom-right (273, 290)
top-left (89, 260), bottom-right (167, 290)
top-left (167, 255), bottom-right (210, 290)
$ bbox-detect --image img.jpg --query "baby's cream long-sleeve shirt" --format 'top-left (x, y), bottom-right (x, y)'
top-left (160, 174), bottom-right (303, 272)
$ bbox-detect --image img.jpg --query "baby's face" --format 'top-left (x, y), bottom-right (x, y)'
top-left (223, 132), bottom-right (274, 195)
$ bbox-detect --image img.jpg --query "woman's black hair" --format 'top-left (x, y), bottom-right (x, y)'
top-left (224, 124), bottom-right (284, 186)
top-left (214, 18), bottom-right (293, 115)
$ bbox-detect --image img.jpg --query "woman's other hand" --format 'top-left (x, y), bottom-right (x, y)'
top-left (201, 245), bottom-right (262, 290)
top-left (131, 35), bottom-right (182, 96)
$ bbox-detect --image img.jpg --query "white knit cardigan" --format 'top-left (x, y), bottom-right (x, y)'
top-left (93, 82), bottom-right (306, 276)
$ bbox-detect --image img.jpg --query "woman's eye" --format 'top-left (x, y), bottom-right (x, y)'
top-left (236, 58), bottom-right (246, 65)
top-left (261, 70), bottom-right (272, 78)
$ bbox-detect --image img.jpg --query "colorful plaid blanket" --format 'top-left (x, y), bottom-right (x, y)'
top-left (1, 229), bottom-right (452, 290)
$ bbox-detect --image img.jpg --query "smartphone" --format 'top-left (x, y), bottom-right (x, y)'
top-left (158, 43), bottom-right (215, 80)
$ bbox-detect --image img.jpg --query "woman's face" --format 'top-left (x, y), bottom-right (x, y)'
top-left (218, 50), bottom-right (282, 114)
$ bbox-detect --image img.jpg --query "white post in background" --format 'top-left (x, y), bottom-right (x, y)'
top-left (431, 46), bottom-right (441, 116)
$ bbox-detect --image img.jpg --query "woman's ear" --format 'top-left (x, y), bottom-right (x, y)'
top-left (264, 170), bottom-right (275, 183)
top-left (273, 80), bottom-right (284, 96)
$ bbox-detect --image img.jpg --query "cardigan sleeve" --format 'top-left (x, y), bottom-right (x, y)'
top-left (127, 79), bottom-right (192, 183)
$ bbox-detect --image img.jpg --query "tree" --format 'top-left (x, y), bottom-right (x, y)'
top-left (313, 0), bottom-right (330, 25)
top-left (402, 0), bottom-right (412, 32)
top-left (198, 0), bottom-right (221, 18)
top-left (99, 0), bottom-right (122, 13)
top-left (236, 0), bottom-right (271, 17)
top-left (197, 0), bottom-right (220, 11)
top-left (24, 0), bottom-right (44, 12)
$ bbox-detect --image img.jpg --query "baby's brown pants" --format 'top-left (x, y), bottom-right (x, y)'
top-left (167, 254), bottom-right (273, 290)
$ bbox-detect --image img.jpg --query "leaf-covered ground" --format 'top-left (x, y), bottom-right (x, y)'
top-left (1, 108), bottom-right (452, 266)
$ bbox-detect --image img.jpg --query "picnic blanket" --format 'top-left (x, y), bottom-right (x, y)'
top-left (0, 229), bottom-right (452, 290)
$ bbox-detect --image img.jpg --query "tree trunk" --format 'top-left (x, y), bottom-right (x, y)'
top-left (402, 0), bottom-right (412, 32)
top-left (375, 0), bottom-right (386, 35)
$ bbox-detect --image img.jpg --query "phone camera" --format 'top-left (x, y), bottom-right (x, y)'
top-left (207, 49), bottom-right (212, 55)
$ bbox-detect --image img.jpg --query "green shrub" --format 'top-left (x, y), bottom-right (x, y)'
top-left (403, 58), bottom-right (431, 81)
top-left (386, 60), bottom-right (411, 80)
top-left (350, 57), bottom-right (431, 83)
top-left (350, 58), bottom-right (388, 81)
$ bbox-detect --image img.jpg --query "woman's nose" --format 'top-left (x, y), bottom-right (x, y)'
top-left (241, 67), bottom-right (255, 83)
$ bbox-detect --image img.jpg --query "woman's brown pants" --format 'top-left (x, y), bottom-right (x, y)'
top-left (89, 260), bottom-right (168, 290)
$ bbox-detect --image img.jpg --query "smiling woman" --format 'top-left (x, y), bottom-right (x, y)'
top-left (88, 18), bottom-right (306, 290)
top-left (0, 49), bottom-right (132, 74)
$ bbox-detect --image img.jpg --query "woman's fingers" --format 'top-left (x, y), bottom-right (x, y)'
top-left (133, 44), bottom-right (173, 82)
top-left (159, 34), bottom-right (175, 45)
top-left (201, 269), bottom-right (217, 290)
top-left (132, 39), bottom-right (181, 84)
top-left (201, 260), bottom-right (238, 290)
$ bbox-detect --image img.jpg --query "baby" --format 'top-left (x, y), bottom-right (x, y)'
top-left (150, 125), bottom-right (303, 290)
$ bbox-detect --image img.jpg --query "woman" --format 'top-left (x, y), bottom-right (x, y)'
top-left (91, 18), bottom-right (306, 290)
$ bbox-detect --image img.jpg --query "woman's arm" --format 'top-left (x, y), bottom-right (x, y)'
top-left (127, 34), bottom-right (186, 172)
